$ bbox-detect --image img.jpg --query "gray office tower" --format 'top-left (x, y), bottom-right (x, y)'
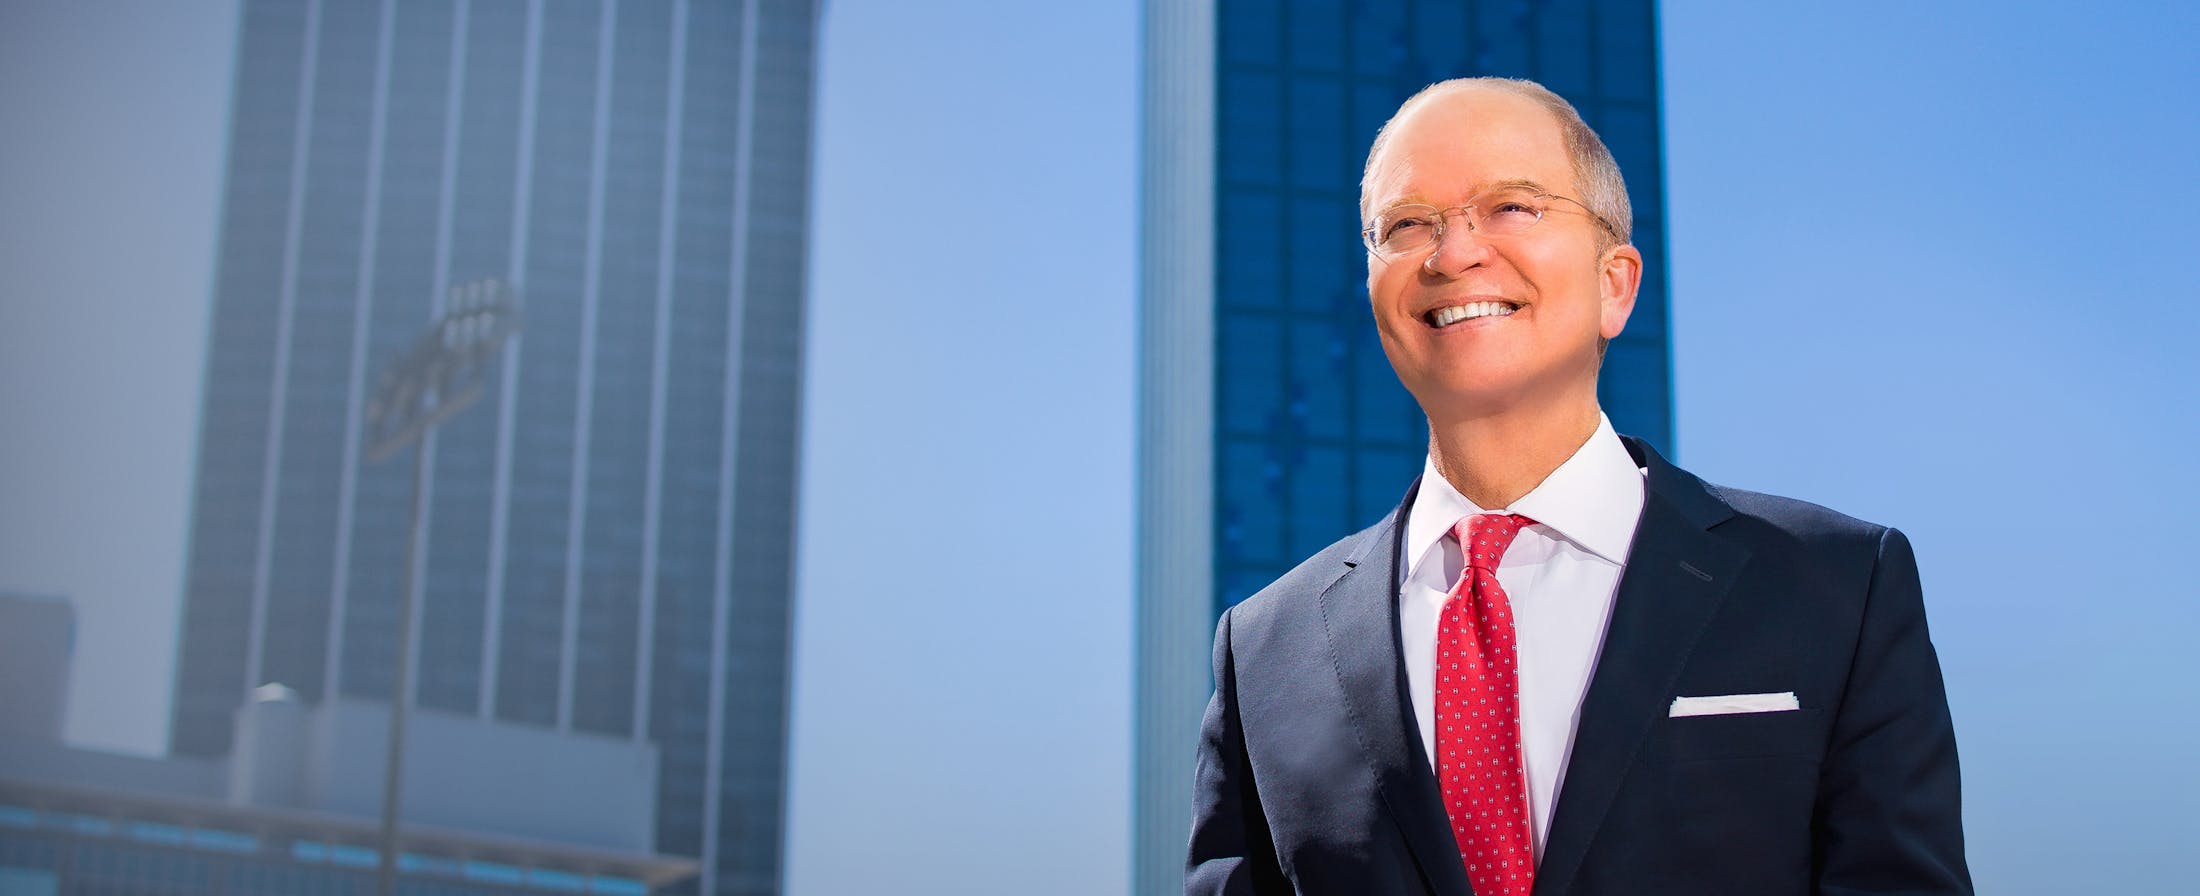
top-left (170, 2), bottom-right (816, 894)
top-left (1135, 1), bottom-right (1671, 891)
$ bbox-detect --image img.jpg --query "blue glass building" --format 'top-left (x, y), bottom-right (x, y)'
top-left (1134, 1), bottom-right (1672, 891)
top-left (169, 2), bottom-right (817, 894)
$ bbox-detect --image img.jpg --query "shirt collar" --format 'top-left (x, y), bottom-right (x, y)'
top-left (1402, 413), bottom-right (1647, 581)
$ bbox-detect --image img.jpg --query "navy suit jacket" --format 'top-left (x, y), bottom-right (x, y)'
top-left (1187, 437), bottom-right (1970, 895)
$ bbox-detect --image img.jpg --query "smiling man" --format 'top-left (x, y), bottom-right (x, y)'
top-left (1186, 78), bottom-right (1971, 896)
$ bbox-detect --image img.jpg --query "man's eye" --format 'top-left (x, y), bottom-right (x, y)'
top-left (1484, 201), bottom-right (1541, 229)
top-left (1383, 217), bottom-right (1434, 239)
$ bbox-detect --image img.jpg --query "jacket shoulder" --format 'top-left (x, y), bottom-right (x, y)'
top-left (1691, 477), bottom-right (1910, 586)
top-left (1629, 434), bottom-right (1896, 549)
top-left (1226, 513), bottom-right (1393, 633)
top-left (1706, 481), bottom-right (1891, 542)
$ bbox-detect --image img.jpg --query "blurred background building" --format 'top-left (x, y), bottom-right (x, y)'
top-left (157, 1), bottom-right (819, 894)
top-left (1, 592), bottom-right (692, 894)
top-left (0, 595), bottom-right (75, 745)
top-left (1135, 1), bottom-right (1672, 889)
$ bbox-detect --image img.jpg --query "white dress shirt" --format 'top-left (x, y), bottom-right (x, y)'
top-left (1397, 413), bottom-right (1647, 860)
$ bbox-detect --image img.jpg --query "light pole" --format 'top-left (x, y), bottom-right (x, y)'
top-left (362, 279), bottom-right (520, 896)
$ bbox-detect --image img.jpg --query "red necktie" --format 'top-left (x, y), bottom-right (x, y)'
top-left (1436, 513), bottom-right (1536, 896)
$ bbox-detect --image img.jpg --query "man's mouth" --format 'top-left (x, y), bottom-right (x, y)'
top-left (1424, 301), bottom-right (1519, 328)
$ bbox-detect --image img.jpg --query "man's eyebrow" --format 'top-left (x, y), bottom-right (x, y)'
top-left (1483, 178), bottom-right (1551, 194)
top-left (1373, 178), bottom-right (1555, 212)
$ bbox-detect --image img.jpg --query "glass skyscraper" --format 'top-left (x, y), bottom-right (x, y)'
top-left (1135, 1), bottom-right (1672, 891)
top-left (169, 2), bottom-right (816, 894)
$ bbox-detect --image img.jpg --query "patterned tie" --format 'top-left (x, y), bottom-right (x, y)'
top-left (1436, 513), bottom-right (1536, 896)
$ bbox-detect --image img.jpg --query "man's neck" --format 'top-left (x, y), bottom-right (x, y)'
top-left (1426, 399), bottom-right (1603, 510)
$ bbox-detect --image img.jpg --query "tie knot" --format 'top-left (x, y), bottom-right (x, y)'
top-left (1452, 513), bottom-right (1531, 572)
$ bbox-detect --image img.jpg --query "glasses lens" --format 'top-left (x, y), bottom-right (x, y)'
top-left (1370, 205), bottom-right (1440, 255)
top-left (1474, 188), bottom-right (1546, 236)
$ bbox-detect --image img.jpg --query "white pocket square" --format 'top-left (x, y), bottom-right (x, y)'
top-left (1669, 692), bottom-right (1800, 717)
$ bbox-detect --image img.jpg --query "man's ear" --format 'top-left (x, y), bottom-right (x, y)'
top-left (1598, 244), bottom-right (1643, 340)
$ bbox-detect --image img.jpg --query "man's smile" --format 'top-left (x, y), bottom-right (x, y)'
top-left (1423, 300), bottom-right (1521, 328)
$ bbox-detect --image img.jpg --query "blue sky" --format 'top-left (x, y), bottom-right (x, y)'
top-left (3, 1), bottom-right (2195, 894)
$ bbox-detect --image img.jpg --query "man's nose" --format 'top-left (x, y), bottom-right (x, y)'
top-left (1421, 214), bottom-right (1492, 277)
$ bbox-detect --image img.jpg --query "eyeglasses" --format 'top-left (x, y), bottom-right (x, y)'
top-left (1361, 185), bottom-right (1617, 259)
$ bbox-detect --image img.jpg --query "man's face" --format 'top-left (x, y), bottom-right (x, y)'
top-left (1362, 88), bottom-right (1641, 421)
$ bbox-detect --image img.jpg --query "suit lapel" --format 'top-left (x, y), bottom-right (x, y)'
top-left (1532, 439), bottom-right (1749, 896)
top-left (1317, 485), bottom-right (1474, 896)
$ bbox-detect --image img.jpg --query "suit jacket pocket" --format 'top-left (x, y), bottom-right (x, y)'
top-left (1661, 707), bottom-right (1823, 762)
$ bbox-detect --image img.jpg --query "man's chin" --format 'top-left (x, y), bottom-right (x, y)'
top-left (1408, 370), bottom-right (1595, 423)
top-left (1407, 382), bottom-right (1530, 421)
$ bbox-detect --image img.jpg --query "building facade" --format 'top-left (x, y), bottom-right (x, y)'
top-left (0, 793), bottom-right (682, 896)
top-left (0, 595), bottom-right (73, 744)
top-left (2, 689), bottom-right (693, 895)
top-left (170, 2), bottom-right (818, 894)
top-left (1135, 1), bottom-right (1673, 891)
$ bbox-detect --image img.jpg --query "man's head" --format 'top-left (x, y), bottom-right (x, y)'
top-left (1361, 79), bottom-right (1633, 252)
top-left (1360, 78), bottom-right (1643, 425)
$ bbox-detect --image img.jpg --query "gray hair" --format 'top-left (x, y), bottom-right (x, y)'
top-left (1360, 77), bottom-right (1632, 250)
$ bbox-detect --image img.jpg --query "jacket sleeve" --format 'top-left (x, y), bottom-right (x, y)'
top-left (1813, 527), bottom-right (1974, 894)
top-left (1186, 607), bottom-right (1289, 895)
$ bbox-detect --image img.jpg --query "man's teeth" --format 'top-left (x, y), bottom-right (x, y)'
top-left (1428, 301), bottom-right (1516, 327)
